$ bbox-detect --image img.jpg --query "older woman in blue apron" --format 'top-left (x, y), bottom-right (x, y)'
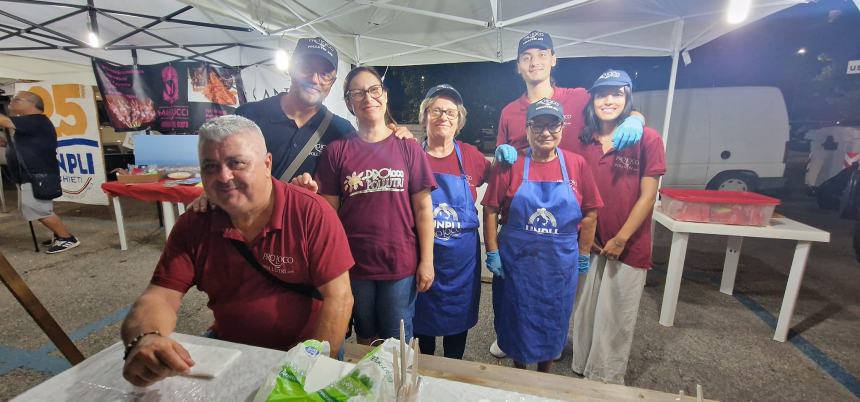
top-left (413, 85), bottom-right (491, 359)
top-left (482, 98), bottom-right (602, 372)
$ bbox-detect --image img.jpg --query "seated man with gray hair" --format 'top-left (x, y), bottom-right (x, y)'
top-left (120, 115), bottom-right (354, 387)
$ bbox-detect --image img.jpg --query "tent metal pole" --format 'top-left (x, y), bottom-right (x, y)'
top-left (354, 35), bottom-right (361, 65)
top-left (270, 2), bottom-right (373, 35)
top-left (207, 0), bottom-right (269, 35)
top-left (103, 6), bottom-right (193, 48)
top-left (0, 9), bottom-right (86, 43)
top-left (661, 19), bottom-right (684, 151)
top-left (356, 34), bottom-right (497, 63)
top-left (0, 9), bottom-right (90, 48)
top-left (370, 3), bottom-right (489, 27)
top-left (0, 22), bottom-right (76, 45)
top-left (0, 25), bottom-right (118, 64)
top-left (361, 30), bottom-right (495, 65)
top-left (96, 10), bottom-right (231, 67)
top-left (496, 0), bottom-right (594, 27)
top-left (270, 0), bottom-right (357, 63)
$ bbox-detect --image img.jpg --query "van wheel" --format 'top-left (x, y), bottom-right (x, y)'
top-left (707, 172), bottom-right (759, 192)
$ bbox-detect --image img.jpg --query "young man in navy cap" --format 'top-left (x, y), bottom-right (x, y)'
top-left (488, 30), bottom-right (646, 359)
top-left (495, 31), bottom-right (645, 160)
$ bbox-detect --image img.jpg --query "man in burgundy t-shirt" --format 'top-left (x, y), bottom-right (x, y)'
top-left (120, 115), bottom-right (354, 388)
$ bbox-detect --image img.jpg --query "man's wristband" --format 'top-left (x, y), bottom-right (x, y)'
top-left (123, 330), bottom-right (161, 360)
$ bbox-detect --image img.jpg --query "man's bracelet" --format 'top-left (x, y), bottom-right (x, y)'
top-left (123, 331), bottom-right (161, 360)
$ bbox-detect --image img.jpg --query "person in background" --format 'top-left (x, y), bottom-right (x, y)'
top-left (569, 70), bottom-right (666, 384)
top-left (482, 98), bottom-right (602, 372)
top-left (413, 84), bottom-right (490, 359)
top-left (488, 30), bottom-right (645, 359)
top-left (0, 91), bottom-right (80, 253)
top-left (121, 115), bottom-right (354, 387)
top-left (315, 66), bottom-right (437, 344)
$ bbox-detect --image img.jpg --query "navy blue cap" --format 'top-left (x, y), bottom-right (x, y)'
top-left (589, 69), bottom-right (633, 92)
top-left (527, 98), bottom-right (564, 122)
top-left (518, 30), bottom-right (553, 55)
top-left (294, 37), bottom-right (338, 71)
top-left (424, 84), bottom-right (463, 104)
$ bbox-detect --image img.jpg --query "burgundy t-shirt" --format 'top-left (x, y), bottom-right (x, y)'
top-left (496, 86), bottom-right (590, 152)
top-left (425, 141), bottom-right (491, 201)
top-left (482, 149), bottom-right (603, 224)
top-left (568, 127), bottom-right (667, 269)
top-left (151, 179), bottom-right (355, 351)
top-left (316, 134), bottom-right (437, 280)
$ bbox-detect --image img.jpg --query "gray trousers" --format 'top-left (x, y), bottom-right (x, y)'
top-left (571, 254), bottom-right (647, 384)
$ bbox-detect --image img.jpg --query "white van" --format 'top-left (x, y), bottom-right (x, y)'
top-left (634, 86), bottom-right (789, 191)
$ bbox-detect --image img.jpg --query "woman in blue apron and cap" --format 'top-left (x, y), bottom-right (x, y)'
top-left (482, 98), bottom-right (602, 372)
top-left (413, 85), bottom-right (491, 359)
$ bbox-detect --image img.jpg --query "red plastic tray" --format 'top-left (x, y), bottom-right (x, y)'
top-left (659, 189), bottom-right (780, 206)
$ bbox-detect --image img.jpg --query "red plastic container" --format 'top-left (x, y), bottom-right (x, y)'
top-left (659, 189), bottom-right (780, 226)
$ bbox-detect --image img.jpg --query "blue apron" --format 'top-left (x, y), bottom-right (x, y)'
top-left (493, 149), bottom-right (582, 363)
top-left (414, 142), bottom-right (481, 336)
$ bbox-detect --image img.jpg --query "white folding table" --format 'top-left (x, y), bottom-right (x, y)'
top-left (652, 207), bottom-right (830, 342)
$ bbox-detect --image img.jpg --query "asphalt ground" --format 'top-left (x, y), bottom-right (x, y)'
top-left (0, 179), bottom-right (857, 401)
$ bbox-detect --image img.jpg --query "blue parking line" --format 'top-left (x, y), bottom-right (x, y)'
top-left (0, 305), bottom-right (130, 376)
top-left (651, 266), bottom-right (860, 398)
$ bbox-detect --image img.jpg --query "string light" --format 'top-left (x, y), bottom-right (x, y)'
top-left (726, 0), bottom-right (751, 24)
top-left (275, 49), bottom-right (290, 71)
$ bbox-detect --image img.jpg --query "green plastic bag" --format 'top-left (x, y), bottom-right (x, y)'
top-left (255, 339), bottom-right (400, 402)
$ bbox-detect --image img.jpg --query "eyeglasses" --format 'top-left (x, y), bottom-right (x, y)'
top-left (294, 62), bottom-right (336, 85)
top-left (527, 121), bottom-right (564, 134)
top-left (428, 108), bottom-right (458, 119)
top-left (346, 85), bottom-right (384, 101)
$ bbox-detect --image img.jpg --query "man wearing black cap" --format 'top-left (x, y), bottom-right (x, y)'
top-left (235, 37), bottom-right (354, 183)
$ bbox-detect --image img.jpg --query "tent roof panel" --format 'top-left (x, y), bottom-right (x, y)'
top-left (0, 0), bottom-right (806, 68)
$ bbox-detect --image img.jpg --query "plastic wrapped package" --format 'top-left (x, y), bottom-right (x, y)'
top-left (254, 339), bottom-right (401, 402)
top-left (253, 339), bottom-right (563, 402)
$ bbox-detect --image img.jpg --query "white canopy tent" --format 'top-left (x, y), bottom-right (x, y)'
top-left (0, 0), bottom-right (810, 143)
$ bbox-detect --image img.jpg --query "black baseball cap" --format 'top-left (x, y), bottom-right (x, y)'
top-left (527, 98), bottom-right (564, 122)
top-left (293, 37), bottom-right (338, 71)
top-left (589, 69), bottom-right (633, 92)
top-left (518, 30), bottom-right (554, 55)
top-left (424, 84), bottom-right (463, 104)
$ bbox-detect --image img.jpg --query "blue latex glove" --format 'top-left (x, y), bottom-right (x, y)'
top-left (578, 254), bottom-right (591, 274)
top-left (612, 115), bottom-right (644, 151)
top-left (486, 250), bottom-right (504, 278)
top-left (494, 144), bottom-right (518, 165)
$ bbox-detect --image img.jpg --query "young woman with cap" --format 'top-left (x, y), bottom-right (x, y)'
top-left (412, 84), bottom-right (490, 359)
top-left (488, 30), bottom-right (646, 359)
top-left (482, 98), bottom-right (602, 372)
top-left (315, 66), bottom-right (437, 344)
top-left (568, 69), bottom-right (666, 384)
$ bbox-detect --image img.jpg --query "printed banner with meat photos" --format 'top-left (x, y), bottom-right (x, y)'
top-left (92, 60), bottom-right (246, 133)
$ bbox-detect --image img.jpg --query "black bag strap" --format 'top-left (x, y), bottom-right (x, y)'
top-left (229, 239), bottom-right (323, 300)
top-left (279, 109), bottom-right (333, 182)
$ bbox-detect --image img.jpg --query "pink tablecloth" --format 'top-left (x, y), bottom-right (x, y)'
top-left (101, 180), bottom-right (203, 205)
